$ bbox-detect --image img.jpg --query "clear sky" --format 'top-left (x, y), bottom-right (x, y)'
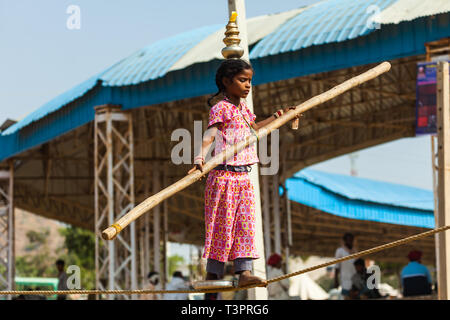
top-left (0, 0), bottom-right (433, 197)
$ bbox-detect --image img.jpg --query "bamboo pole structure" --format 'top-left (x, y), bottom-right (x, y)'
top-left (102, 61), bottom-right (392, 241)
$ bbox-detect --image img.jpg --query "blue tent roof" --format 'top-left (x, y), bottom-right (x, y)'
top-left (284, 169), bottom-right (435, 229)
top-left (250, 0), bottom-right (397, 58)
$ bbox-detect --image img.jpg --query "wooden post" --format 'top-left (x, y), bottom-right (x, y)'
top-left (139, 220), bottom-right (145, 288)
top-left (162, 163), bottom-right (169, 288)
top-left (436, 61), bottom-right (450, 300)
top-left (285, 186), bottom-right (292, 275)
top-left (153, 162), bottom-right (161, 275)
top-left (228, 0), bottom-right (267, 300)
top-left (262, 175), bottom-right (272, 261)
top-left (272, 175), bottom-right (281, 254)
top-left (431, 135), bottom-right (440, 292)
top-left (144, 171), bottom-right (150, 276)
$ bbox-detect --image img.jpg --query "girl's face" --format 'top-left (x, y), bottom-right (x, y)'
top-left (223, 68), bottom-right (253, 99)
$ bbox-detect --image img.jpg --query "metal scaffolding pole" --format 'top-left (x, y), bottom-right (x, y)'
top-left (0, 161), bottom-right (14, 299)
top-left (436, 61), bottom-right (450, 300)
top-left (94, 105), bottom-right (137, 300)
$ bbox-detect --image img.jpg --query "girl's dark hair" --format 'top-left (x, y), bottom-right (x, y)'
top-left (207, 59), bottom-right (253, 107)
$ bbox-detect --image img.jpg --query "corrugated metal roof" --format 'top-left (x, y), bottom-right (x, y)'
top-left (374, 0), bottom-right (450, 24)
top-left (250, 0), bottom-right (397, 58)
top-left (284, 169), bottom-right (434, 228)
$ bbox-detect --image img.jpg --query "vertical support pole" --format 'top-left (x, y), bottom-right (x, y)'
top-left (94, 112), bottom-right (100, 298)
top-left (227, 0), bottom-right (267, 300)
top-left (162, 163), bottom-right (169, 288)
top-left (285, 186), bottom-right (292, 275)
top-left (436, 61), bottom-right (450, 300)
top-left (272, 175), bottom-right (281, 254)
top-left (153, 162), bottom-right (161, 275)
top-left (94, 105), bottom-right (137, 300)
top-left (262, 175), bottom-right (272, 261)
top-left (431, 135), bottom-right (440, 292)
top-left (0, 161), bottom-right (14, 299)
top-left (144, 171), bottom-right (150, 277)
top-left (129, 114), bottom-right (137, 297)
top-left (139, 219), bottom-right (145, 288)
top-left (106, 110), bottom-right (115, 295)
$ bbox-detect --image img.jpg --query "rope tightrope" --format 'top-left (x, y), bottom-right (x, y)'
top-left (2, 225), bottom-right (449, 296)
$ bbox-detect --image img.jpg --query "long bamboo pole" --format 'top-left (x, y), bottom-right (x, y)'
top-left (102, 61), bottom-right (391, 240)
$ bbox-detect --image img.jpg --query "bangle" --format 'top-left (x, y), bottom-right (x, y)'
top-left (273, 109), bottom-right (284, 118)
top-left (194, 156), bottom-right (204, 164)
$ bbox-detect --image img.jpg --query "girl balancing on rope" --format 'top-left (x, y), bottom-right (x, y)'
top-left (188, 59), bottom-right (300, 288)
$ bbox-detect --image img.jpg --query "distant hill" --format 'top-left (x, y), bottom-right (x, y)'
top-left (15, 209), bottom-right (66, 259)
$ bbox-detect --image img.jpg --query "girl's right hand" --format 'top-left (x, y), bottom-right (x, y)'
top-left (188, 161), bottom-right (204, 179)
top-left (188, 163), bottom-right (203, 174)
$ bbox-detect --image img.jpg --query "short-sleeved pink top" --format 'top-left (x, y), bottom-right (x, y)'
top-left (207, 97), bottom-right (259, 166)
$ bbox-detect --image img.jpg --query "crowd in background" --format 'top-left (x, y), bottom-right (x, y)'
top-left (11, 236), bottom-right (434, 300)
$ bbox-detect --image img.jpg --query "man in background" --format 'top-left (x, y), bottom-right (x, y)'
top-left (55, 259), bottom-right (68, 300)
top-left (401, 250), bottom-right (432, 297)
top-left (334, 233), bottom-right (357, 299)
top-left (164, 271), bottom-right (189, 300)
top-left (266, 253), bottom-right (290, 300)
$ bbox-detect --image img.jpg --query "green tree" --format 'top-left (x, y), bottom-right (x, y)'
top-left (16, 228), bottom-right (54, 277)
top-left (168, 254), bottom-right (185, 277)
top-left (58, 226), bottom-right (96, 289)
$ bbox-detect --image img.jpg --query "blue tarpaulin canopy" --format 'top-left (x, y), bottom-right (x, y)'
top-left (282, 169), bottom-right (435, 229)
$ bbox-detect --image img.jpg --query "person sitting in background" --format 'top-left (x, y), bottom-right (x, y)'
top-left (350, 259), bottom-right (381, 299)
top-left (164, 271), bottom-right (189, 300)
top-left (401, 250), bottom-right (432, 297)
top-left (266, 253), bottom-right (290, 300)
top-left (140, 271), bottom-right (162, 300)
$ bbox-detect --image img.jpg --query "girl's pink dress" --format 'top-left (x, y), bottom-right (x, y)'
top-left (202, 97), bottom-right (260, 263)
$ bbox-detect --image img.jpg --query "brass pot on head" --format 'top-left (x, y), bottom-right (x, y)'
top-left (221, 11), bottom-right (244, 59)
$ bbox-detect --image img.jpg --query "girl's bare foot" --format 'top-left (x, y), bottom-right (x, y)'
top-left (238, 270), bottom-right (267, 287)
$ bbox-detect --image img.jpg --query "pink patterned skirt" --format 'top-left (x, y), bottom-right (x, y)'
top-left (202, 169), bottom-right (259, 262)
